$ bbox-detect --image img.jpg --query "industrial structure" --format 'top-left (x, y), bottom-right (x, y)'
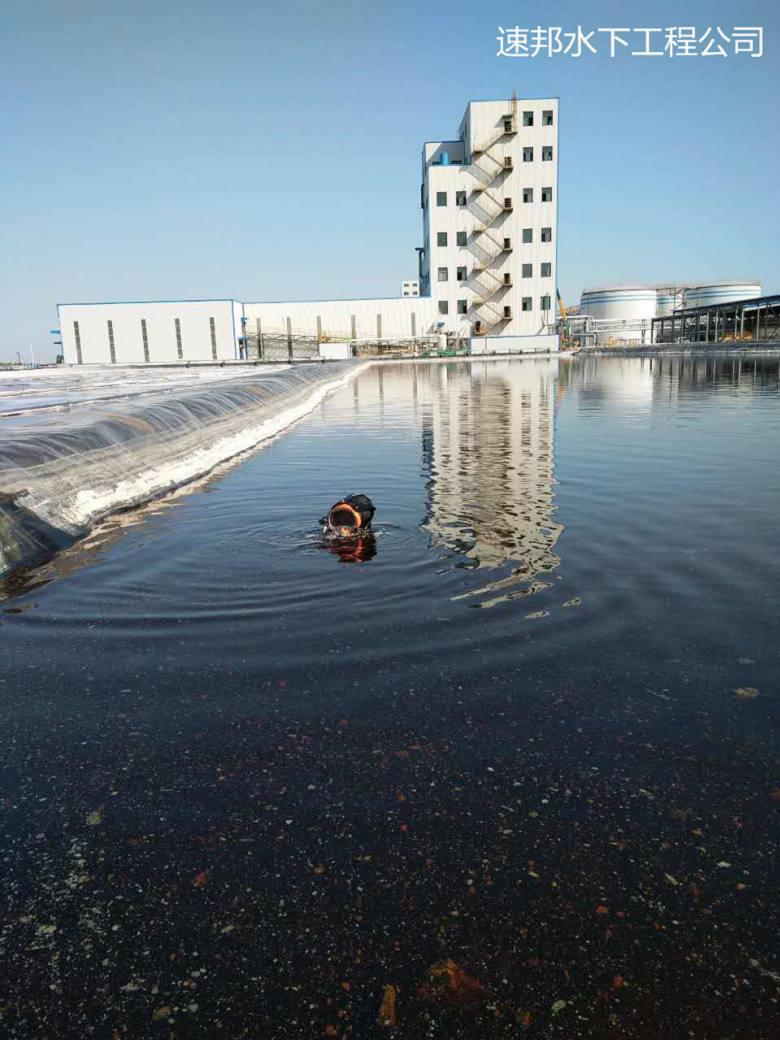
top-left (419, 95), bottom-right (558, 351)
top-left (653, 293), bottom-right (780, 346)
top-left (564, 281), bottom-right (764, 346)
top-left (58, 96), bottom-right (560, 366)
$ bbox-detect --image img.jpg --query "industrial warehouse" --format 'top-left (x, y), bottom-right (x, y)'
top-left (58, 96), bottom-right (560, 365)
top-left (55, 95), bottom-right (772, 366)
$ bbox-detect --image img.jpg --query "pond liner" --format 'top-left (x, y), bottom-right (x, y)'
top-left (0, 361), bottom-right (365, 580)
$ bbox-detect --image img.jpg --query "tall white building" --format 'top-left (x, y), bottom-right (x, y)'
top-left (420, 97), bottom-right (559, 343)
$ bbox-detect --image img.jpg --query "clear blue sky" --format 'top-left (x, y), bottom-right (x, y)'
top-left (2, 0), bottom-right (778, 360)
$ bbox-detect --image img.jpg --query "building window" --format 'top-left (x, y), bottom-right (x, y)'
top-left (543, 146), bottom-right (553, 162)
top-left (174, 317), bottom-right (183, 359)
top-left (437, 267), bottom-right (448, 282)
top-left (522, 263), bottom-right (532, 278)
top-left (107, 320), bottom-right (116, 364)
top-left (209, 316), bottom-right (217, 359)
top-left (541, 295), bottom-right (551, 311)
top-left (503, 305), bottom-right (512, 319)
top-left (541, 227), bottom-right (552, 242)
top-left (543, 110), bottom-right (554, 126)
top-left (438, 301), bottom-right (449, 315)
top-left (503, 237), bottom-right (511, 250)
top-left (73, 321), bottom-right (82, 365)
top-left (456, 190), bottom-right (467, 207)
top-left (522, 228), bottom-right (533, 244)
top-left (457, 299), bottom-right (468, 315)
top-left (456, 266), bottom-right (467, 281)
top-left (456, 230), bottom-right (467, 247)
top-left (141, 318), bottom-right (150, 363)
top-left (522, 297), bottom-right (533, 311)
top-left (523, 111), bottom-right (534, 127)
top-left (437, 231), bottom-right (448, 247)
top-left (436, 191), bottom-right (447, 206)
top-left (542, 187), bottom-right (553, 202)
top-left (503, 272), bottom-right (512, 285)
top-left (541, 262), bottom-right (552, 277)
top-left (502, 117), bottom-right (514, 132)
top-left (523, 147), bottom-right (534, 162)
top-left (523, 187), bottom-right (533, 203)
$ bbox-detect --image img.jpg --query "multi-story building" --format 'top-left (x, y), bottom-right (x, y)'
top-left (420, 96), bottom-right (559, 342)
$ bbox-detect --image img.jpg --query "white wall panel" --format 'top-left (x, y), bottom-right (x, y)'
top-left (59, 301), bottom-right (242, 365)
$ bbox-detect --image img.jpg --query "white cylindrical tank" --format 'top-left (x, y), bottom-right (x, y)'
top-left (580, 286), bottom-right (658, 322)
top-left (681, 282), bottom-right (762, 310)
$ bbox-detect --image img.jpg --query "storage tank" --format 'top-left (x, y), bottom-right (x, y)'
top-left (656, 287), bottom-right (685, 317)
top-left (580, 286), bottom-right (658, 322)
top-left (681, 282), bottom-right (762, 310)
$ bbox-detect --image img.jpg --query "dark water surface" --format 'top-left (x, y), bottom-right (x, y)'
top-left (1, 355), bottom-right (778, 1039)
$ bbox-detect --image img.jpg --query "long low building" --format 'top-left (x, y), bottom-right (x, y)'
top-left (58, 297), bottom-right (442, 366)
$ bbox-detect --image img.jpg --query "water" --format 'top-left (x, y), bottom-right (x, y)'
top-left (1, 355), bottom-right (778, 1039)
top-left (0, 362), bottom-right (351, 575)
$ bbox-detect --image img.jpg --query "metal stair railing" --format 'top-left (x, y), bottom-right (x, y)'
top-left (474, 295), bottom-right (504, 319)
top-left (472, 117), bottom-right (517, 155)
top-left (471, 161), bottom-right (503, 192)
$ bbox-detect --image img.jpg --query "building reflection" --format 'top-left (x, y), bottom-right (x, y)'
top-left (420, 359), bottom-right (562, 605)
top-left (650, 354), bottom-right (780, 398)
top-left (566, 354), bottom-right (780, 410)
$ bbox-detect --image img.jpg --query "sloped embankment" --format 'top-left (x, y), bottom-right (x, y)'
top-left (0, 362), bottom-right (363, 578)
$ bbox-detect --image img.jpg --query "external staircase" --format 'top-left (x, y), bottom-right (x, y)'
top-left (468, 98), bottom-right (517, 333)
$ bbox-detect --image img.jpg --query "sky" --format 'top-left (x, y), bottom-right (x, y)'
top-left (1, 0), bottom-right (778, 360)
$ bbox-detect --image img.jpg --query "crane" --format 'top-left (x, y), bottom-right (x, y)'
top-left (556, 290), bottom-right (579, 351)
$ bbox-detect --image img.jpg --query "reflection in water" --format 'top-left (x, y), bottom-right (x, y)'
top-left (0, 454), bottom-right (244, 602)
top-left (652, 353), bottom-right (780, 397)
top-left (1, 355), bottom-right (779, 1038)
top-left (319, 532), bottom-right (377, 564)
top-left (568, 353), bottom-right (780, 409)
top-left (421, 360), bottom-right (562, 606)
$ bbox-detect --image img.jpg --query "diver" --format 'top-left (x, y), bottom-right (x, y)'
top-left (320, 494), bottom-right (376, 562)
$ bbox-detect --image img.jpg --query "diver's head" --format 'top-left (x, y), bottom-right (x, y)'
top-left (328, 504), bottom-right (361, 536)
top-left (322, 494), bottom-right (376, 539)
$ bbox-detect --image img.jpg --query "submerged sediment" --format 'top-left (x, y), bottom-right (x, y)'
top-left (0, 362), bottom-right (364, 578)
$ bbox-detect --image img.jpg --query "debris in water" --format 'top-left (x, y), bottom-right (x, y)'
top-left (378, 983), bottom-right (398, 1027)
top-left (735, 686), bottom-right (759, 699)
top-left (418, 959), bottom-right (485, 1008)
